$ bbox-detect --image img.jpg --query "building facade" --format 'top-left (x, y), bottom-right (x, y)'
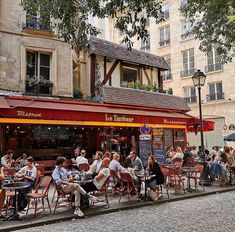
top-left (98, 0), bottom-right (235, 149)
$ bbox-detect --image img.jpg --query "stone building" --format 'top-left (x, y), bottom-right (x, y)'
top-left (94, 0), bottom-right (235, 149)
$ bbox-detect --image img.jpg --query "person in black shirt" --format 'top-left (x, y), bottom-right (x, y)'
top-left (146, 155), bottom-right (164, 197)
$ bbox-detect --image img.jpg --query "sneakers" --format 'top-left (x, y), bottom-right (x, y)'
top-left (74, 207), bottom-right (84, 218)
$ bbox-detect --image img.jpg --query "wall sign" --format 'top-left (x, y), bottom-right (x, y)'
top-left (140, 125), bottom-right (150, 134)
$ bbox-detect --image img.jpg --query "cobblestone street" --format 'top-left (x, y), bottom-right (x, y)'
top-left (16, 191), bottom-right (235, 232)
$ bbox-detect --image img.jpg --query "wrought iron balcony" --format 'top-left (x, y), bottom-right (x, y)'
top-left (181, 32), bottom-right (193, 40)
top-left (205, 63), bottom-right (223, 73)
top-left (159, 39), bottom-right (170, 47)
top-left (180, 68), bottom-right (196, 77)
top-left (207, 92), bottom-right (224, 101)
top-left (161, 73), bottom-right (172, 81)
top-left (184, 96), bottom-right (197, 104)
top-left (140, 44), bottom-right (150, 51)
top-left (23, 15), bottom-right (52, 31)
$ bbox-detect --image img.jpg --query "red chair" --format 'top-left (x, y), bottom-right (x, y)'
top-left (26, 176), bottom-right (52, 216)
top-left (189, 164), bottom-right (205, 191)
top-left (78, 163), bottom-right (90, 171)
top-left (159, 167), bottom-right (170, 199)
top-left (119, 172), bottom-right (141, 202)
top-left (109, 169), bottom-right (120, 193)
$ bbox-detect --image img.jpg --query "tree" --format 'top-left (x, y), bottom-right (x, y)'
top-left (21, 0), bottom-right (163, 52)
top-left (181, 0), bottom-right (235, 63)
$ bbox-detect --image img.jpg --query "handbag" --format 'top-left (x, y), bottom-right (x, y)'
top-left (148, 190), bottom-right (159, 202)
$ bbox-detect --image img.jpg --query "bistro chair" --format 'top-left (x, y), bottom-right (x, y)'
top-left (109, 169), bottom-right (120, 194)
top-left (3, 168), bottom-right (17, 177)
top-left (119, 172), bottom-right (141, 202)
top-left (91, 179), bottom-right (110, 208)
top-left (26, 176), bottom-right (52, 216)
top-left (167, 166), bottom-right (185, 194)
top-left (189, 164), bottom-right (205, 191)
top-left (159, 167), bottom-right (170, 199)
top-left (53, 182), bottom-right (73, 214)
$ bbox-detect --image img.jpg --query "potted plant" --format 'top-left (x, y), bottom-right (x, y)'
top-left (73, 89), bottom-right (83, 99)
top-left (39, 77), bottom-right (53, 87)
top-left (25, 76), bottom-right (38, 93)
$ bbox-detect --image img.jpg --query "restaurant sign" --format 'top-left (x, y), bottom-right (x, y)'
top-left (17, 110), bottom-right (42, 118)
top-left (105, 114), bottom-right (134, 123)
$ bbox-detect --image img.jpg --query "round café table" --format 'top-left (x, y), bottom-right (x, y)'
top-left (2, 181), bottom-right (30, 221)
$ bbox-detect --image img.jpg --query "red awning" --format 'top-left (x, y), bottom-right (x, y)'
top-left (187, 118), bottom-right (215, 134)
top-left (0, 96), bottom-right (10, 109)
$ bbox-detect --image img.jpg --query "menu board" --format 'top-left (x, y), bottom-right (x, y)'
top-left (153, 148), bottom-right (166, 164)
top-left (139, 140), bottom-right (152, 167)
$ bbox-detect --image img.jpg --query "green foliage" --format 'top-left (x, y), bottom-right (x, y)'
top-left (122, 80), bottom-right (155, 92)
top-left (181, 0), bottom-right (235, 63)
top-left (21, 0), bottom-right (163, 51)
top-left (73, 88), bottom-right (83, 99)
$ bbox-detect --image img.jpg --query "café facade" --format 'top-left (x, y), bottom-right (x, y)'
top-left (0, 86), bottom-right (214, 163)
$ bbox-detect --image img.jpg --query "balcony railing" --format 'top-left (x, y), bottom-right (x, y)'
top-left (207, 92), bottom-right (224, 101)
top-left (205, 63), bottom-right (223, 73)
top-left (180, 68), bottom-right (196, 77)
top-left (23, 15), bottom-right (52, 31)
top-left (140, 44), bottom-right (150, 51)
top-left (25, 80), bottom-right (53, 95)
top-left (184, 96), bottom-right (197, 104)
top-left (159, 39), bottom-right (170, 47)
top-left (181, 32), bottom-right (193, 40)
top-left (161, 73), bottom-right (172, 81)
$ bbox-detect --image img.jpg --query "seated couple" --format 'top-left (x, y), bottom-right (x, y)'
top-left (52, 156), bottom-right (110, 217)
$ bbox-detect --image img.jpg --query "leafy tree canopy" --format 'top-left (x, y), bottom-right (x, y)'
top-left (181, 0), bottom-right (235, 63)
top-left (21, 0), bottom-right (163, 52)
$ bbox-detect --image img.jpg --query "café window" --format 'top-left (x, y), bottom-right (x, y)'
top-left (121, 65), bottom-right (140, 87)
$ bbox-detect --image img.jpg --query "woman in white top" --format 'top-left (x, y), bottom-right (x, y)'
top-left (171, 147), bottom-right (184, 161)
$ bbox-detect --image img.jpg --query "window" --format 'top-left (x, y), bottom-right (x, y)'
top-left (180, 49), bottom-right (195, 77)
top-left (25, 12), bottom-right (51, 31)
top-left (121, 65), bottom-right (140, 87)
top-left (140, 37), bottom-right (150, 51)
top-left (159, 26), bottom-right (170, 46)
top-left (181, 19), bottom-right (193, 40)
top-left (161, 4), bottom-right (170, 20)
top-left (141, 10), bottom-right (150, 27)
top-left (161, 55), bottom-right (172, 80)
top-left (205, 46), bottom-right (223, 73)
top-left (26, 51), bottom-right (52, 95)
top-left (183, 86), bottom-right (197, 104)
top-left (207, 82), bottom-right (224, 101)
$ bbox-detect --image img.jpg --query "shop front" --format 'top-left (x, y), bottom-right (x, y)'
top-left (0, 94), bottom-right (198, 163)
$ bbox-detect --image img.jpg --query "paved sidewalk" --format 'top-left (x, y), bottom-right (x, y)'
top-left (1, 183), bottom-right (235, 232)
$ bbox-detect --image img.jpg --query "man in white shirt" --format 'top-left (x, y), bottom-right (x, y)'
top-left (81, 158), bottom-right (110, 192)
top-left (109, 152), bottom-right (122, 175)
top-left (88, 151), bottom-right (103, 174)
top-left (76, 150), bottom-right (89, 167)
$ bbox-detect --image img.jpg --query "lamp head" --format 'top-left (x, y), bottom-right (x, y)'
top-left (192, 69), bottom-right (206, 87)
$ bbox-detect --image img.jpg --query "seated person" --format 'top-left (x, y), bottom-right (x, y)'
top-left (109, 152), bottom-right (122, 175)
top-left (129, 150), bottom-right (143, 172)
top-left (16, 153), bottom-right (28, 168)
top-left (88, 151), bottom-right (103, 175)
top-left (15, 156), bottom-right (37, 193)
top-left (0, 166), bottom-right (5, 217)
top-left (71, 147), bottom-right (81, 164)
top-left (96, 151), bottom-right (111, 173)
top-left (81, 158), bottom-right (110, 193)
top-left (76, 150), bottom-right (89, 168)
top-left (146, 155), bottom-right (164, 198)
top-left (1, 149), bottom-right (15, 168)
top-left (171, 147), bottom-right (184, 162)
top-left (52, 156), bottom-right (95, 218)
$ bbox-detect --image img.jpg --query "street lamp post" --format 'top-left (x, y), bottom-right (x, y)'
top-left (192, 69), bottom-right (211, 186)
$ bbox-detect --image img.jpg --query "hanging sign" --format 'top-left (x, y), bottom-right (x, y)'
top-left (140, 125), bottom-right (150, 135)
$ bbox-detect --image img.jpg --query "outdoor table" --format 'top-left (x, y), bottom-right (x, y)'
top-left (2, 181), bottom-right (30, 221)
top-left (182, 167), bottom-right (197, 192)
top-left (136, 172), bottom-right (156, 201)
top-left (73, 179), bottom-right (93, 185)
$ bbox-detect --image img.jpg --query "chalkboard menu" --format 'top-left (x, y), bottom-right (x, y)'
top-left (153, 148), bottom-right (166, 164)
top-left (139, 140), bottom-right (152, 167)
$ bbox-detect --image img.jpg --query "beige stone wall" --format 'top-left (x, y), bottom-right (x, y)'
top-left (0, 0), bottom-right (74, 97)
